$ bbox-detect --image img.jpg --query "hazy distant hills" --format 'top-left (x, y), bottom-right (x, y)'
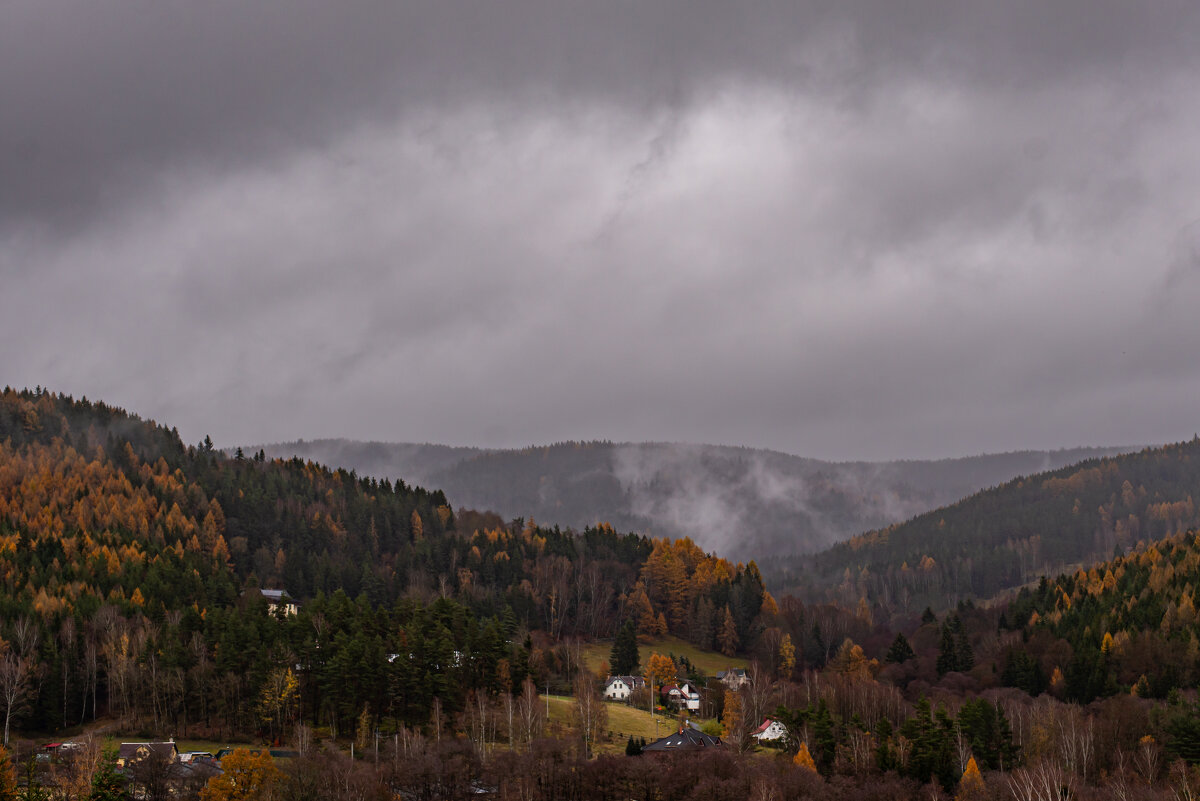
top-left (249, 439), bottom-right (1137, 560)
top-left (788, 438), bottom-right (1200, 613)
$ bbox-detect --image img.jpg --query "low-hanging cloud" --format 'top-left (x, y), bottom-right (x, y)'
top-left (4, 2), bottom-right (1200, 459)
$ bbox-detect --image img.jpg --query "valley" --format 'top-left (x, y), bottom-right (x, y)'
top-left (3, 388), bottom-right (1200, 800)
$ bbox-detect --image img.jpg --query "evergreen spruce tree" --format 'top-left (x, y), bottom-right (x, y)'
top-left (88, 748), bottom-right (127, 801)
top-left (610, 620), bottom-right (640, 677)
top-left (810, 700), bottom-right (836, 771)
top-left (885, 633), bottom-right (916, 664)
top-left (955, 626), bottom-right (974, 672)
top-left (874, 718), bottom-right (894, 772)
top-left (996, 706), bottom-right (1019, 770)
top-left (1000, 648), bottom-right (1045, 695)
top-left (936, 622), bottom-right (958, 676)
top-left (19, 756), bottom-right (48, 801)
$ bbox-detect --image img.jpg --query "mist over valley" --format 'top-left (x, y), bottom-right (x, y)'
top-left (252, 439), bottom-right (1138, 560)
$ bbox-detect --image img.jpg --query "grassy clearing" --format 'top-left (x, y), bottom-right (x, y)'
top-left (544, 694), bottom-right (713, 754)
top-left (581, 635), bottom-right (748, 677)
top-left (96, 736), bottom-right (243, 754)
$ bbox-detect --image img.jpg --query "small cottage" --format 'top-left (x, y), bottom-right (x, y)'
top-left (259, 589), bottom-right (299, 616)
top-left (117, 741), bottom-right (178, 768)
top-left (715, 668), bottom-right (749, 689)
top-left (603, 675), bottom-right (646, 701)
top-left (751, 718), bottom-right (789, 742)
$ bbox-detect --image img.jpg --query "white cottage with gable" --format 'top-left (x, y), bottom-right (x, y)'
top-left (751, 718), bottom-right (788, 742)
top-left (603, 675), bottom-right (646, 701)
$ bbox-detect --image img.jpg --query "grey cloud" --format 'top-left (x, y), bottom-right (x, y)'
top-left (4, 0), bottom-right (1199, 231)
top-left (3, 2), bottom-right (1200, 461)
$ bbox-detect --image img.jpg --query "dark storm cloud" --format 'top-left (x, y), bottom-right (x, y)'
top-left (4, 1), bottom-right (1200, 459)
top-left (5, 0), bottom-right (1197, 229)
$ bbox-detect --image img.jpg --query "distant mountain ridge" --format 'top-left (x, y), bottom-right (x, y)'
top-left (247, 439), bottom-right (1138, 560)
top-left (785, 438), bottom-right (1200, 615)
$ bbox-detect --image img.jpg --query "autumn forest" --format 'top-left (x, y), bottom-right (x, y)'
top-left (3, 388), bottom-right (1200, 800)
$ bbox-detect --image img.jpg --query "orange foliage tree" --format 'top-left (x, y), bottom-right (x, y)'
top-left (199, 749), bottom-right (282, 801)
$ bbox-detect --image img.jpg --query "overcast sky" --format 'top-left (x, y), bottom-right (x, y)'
top-left (4, 1), bottom-right (1200, 461)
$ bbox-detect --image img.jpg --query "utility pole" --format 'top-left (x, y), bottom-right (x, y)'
top-left (649, 676), bottom-right (657, 737)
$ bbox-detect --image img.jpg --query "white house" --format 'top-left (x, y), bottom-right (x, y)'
top-left (661, 682), bottom-right (701, 711)
top-left (716, 668), bottom-right (749, 689)
top-left (751, 718), bottom-right (788, 742)
top-left (678, 681), bottom-right (701, 712)
top-left (603, 675), bottom-right (646, 701)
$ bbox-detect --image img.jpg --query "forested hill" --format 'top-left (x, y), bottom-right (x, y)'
top-left (1002, 527), bottom-right (1200, 705)
top-left (0, 387), bottom-right (455, 605)
top-left (782, 438), bottom-right (1200, 615)
top-left (253, 438), bottom-right (1134, 560)
top-left (0, 388), bottom-right (773, 737)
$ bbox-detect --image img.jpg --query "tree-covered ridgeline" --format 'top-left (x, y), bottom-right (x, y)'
top-left (1000, 527), bottom-right (1200, 704)
top-left (779, 438), bottom-right (1200, 615)
top-left (14, 389), bottom-right (1200, 801)
top-left (0, 388), bottom-right (775, 739)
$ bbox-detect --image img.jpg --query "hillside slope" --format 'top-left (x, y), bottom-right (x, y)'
top-left (252, 439), bottom-right (1135, 560)
top-left (786, 438), bottom-right (1200, 614)
top-left (1002, 527), bottom-right (1200, 705)
top-left (0, 388), bottom-right (775, 738)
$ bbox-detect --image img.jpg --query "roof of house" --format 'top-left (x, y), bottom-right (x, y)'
top-left (605, 675), bottom-right (645, 687)
top-left (751, 718), bottom-right (782, 736)
top-left (214, 748), bottom-right (300, 761)
top-left (118, 742), bottom-right (178, 763)
top-left (641, 726), bottom-right (723, 752)
top-left (168, 759), bottom-right (222, 781)
top-left (259, 589), bottom-right (292, 601)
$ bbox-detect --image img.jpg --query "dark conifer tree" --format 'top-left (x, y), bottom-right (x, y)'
top-left (936, 622), bottom-right (958, 676)
top-left (885, 632), bottom-right (915, 664)
top-left (610, 620), bottom-right (640, 676)
top-left (954, 626), bottom-right (974, 672)
top-left (88, 748), bottom-right (127, 801)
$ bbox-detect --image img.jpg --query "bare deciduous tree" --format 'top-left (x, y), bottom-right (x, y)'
top-left (516, 676), bottom-right (546, 750)
top-left (0, 647), bottom-right (33, 746)
top-left (1007, 760), bottom-right (1072, 801)
top-left (570, 672), bottom-right (606, 758)
top-left (1056, 705), bottom-right (1095, 780)
top-left (1137, 734), bottom-right (1164, 784)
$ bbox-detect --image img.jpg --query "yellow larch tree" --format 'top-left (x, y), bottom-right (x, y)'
top-left (777, 634), bottom-right (796, 680)
top-left (956, 756), bottom-right (986, 801)
top-left (793, 741), bottom-right (818, 774)
top-left (646, 653), bottom-right (677, 689)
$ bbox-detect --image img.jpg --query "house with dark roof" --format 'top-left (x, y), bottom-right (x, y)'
top-left (715, 667), bottom-right (748, 689)
top-left (641, 725), bottom-right (723, 753)
top-left (603, 675), bottom-right (646, 701)
top-left (259, 588), bottom-right (298, 616)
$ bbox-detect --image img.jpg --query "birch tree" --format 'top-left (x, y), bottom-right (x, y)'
top-left (0, 648), bottom-right (33, 746)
